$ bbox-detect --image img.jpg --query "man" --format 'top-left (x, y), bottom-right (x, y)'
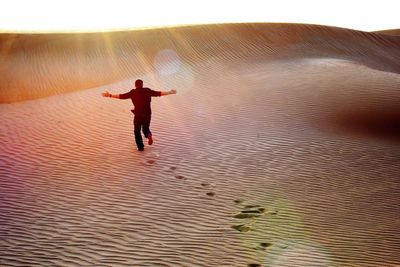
top-left (102, 79), bottom-right (177, 151)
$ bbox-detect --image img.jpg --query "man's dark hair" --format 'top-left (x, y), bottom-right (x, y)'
top-left (135, 79), bottom-right (143, 88)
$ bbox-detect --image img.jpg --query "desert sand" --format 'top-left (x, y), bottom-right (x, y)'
top-left (1, 23), bottom-right (400, 266)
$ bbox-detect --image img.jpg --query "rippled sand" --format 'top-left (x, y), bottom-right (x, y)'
top-left (1, 23), bottom-right (400, 266)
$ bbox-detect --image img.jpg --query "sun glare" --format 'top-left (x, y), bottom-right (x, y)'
top-left (0, 0), bottom-right (399, 32)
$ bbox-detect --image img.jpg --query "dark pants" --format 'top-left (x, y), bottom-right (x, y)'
top-left (133, 114), bottom-right (151, 149)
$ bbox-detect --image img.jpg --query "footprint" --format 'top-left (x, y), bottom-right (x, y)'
top-left (260, 242), bottom-right (272, 248)
top-left (143, 152), bottom-right (159, 165)
top-left (256, 242), bottom-right (272, 251)
top-left (231, 223), bottom-right (251, 233)
top-left (233, 212), bottom-right (261, 219)
top-left (278, 243), bottom-right (288, 249)
top-left (162, 166), bottom-right (178, 173)
top-left (243, 208), bottom-right (266, 214)
top-left (233, 206), bottom-right (266, 219)
top-left (142, 159), bottom-right (156, 166)
top-left (175, 175), bottom-right (186, 180)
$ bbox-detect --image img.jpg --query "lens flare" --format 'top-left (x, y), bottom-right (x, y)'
top-left (265, 240), bottom-right (333, 267)
top-left (153, 49), bottom-right (194, 94)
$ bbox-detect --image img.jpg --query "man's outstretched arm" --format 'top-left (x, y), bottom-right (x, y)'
top-left (160, 89), bottom-right (177, 96)
top-left (102, 91), bottom-right (121, 99)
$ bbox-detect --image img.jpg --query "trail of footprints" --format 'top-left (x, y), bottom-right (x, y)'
top-left (171, 166), bottom-right (216, 197)
top-left (151, 161), bottom-right (278, 267)
top-left (232, 200), bottom-right (278, 267)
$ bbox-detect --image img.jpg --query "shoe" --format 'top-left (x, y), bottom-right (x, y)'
top-left (148, 133), bottom-right (153, 145)
top-left (137, 147), bottom-right (144, 151)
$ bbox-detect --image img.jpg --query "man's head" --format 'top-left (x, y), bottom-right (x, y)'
top-left (135, 79), bottom-right (143, 89)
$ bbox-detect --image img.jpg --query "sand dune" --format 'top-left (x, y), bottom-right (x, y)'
top-left (1, 23), bottom-right (400, 266)
top-left (1, 23), bottom-right (399, 103)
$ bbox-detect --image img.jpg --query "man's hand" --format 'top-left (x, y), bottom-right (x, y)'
top-left (160, 89), bottom-right (177, 96)
top-left (102, 91), bottom-right (111, 97)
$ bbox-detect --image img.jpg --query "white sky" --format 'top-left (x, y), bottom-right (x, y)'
top-left (0, 0), bottom-right (399, 32)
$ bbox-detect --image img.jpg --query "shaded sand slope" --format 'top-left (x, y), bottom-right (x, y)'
top-left (374, 29), bottom-right (400, 36)
top-left (1, 24), bottom-right (400, 266)
top-left (1, 23), bottom-right (399, 103)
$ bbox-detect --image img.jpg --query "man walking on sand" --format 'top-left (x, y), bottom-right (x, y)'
top-left (102, 79), bottom-right (177, 151)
